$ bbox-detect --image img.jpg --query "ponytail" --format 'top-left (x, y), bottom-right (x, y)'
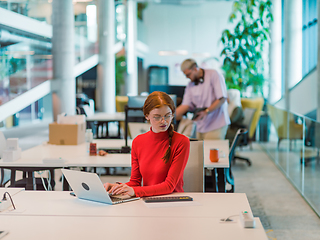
top-left (162, 124), bottom-right (174, 163)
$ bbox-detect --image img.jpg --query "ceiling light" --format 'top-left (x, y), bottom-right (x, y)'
top-left (158, 50), bottom-right (188, 56)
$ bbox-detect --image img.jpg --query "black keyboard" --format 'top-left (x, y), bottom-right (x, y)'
top-left (143, 196), bottom-right (193, 203)
top-left (99, 148), bottom-right (122, 154)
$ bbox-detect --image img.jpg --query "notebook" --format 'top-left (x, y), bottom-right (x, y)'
top-left (61, 169), bottom-right (140, 205)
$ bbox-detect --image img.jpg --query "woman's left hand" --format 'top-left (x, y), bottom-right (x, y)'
top-left (110, 183), bottom-right (135, 197)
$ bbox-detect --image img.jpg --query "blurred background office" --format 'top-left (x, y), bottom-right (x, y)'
top-left (0, 0), bottom-right (320, 232)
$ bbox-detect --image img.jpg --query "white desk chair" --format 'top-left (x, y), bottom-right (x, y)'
top-left (183, 139), bottom-right (204, 192)
top-left (177, 117), bottom-right (196, 138)
top-left (128, 123), bottom-right (151, 139)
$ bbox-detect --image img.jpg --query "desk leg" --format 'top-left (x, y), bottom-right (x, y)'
top-left (0, 169), bottom-right (4, 186)
top-left (10, 170), bottom-right (16, 187)
top-left (117, 121), bottom-right (121, 138)
top-left (217, 168), bottom-right (226, 193)
top-left (211, 169), bottom-right (218, 192)
top-left (62, 168), bottom-right (70, 191)
top-left (26, 171), bottom-right (34, 190)
top-left (63, 178), bottom-right (69, 191)
top-left (50, 169), bottom-right (55, 190)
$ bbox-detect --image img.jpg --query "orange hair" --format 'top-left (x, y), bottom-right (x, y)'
top-left (143, 91), bottom-right (175, 163)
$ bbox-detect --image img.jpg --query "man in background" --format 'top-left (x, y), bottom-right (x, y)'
top-left (175, 58), bottom-right (230, 140)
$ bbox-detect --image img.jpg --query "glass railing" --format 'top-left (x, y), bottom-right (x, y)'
top-left (0, 42), bottom-right (52, 106)
top-left (260, 104), bottom-right (320, 217)
top-left (74, 24), bottom-right (98, 64)
top-left (0, 1), bottom-right (51, 23)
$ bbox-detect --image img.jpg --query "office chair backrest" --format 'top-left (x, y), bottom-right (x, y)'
top-left (241, 97), bottom-right (264, 139)
top-left (242, 108), bottom-right (256, 133)
top-left (229, 128), bottom-right (248, 161)
top-left (226, 128), bottom-right (248, 192)
top-left (183, 139), bottom-right (204, 192)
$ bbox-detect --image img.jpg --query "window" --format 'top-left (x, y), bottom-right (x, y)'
top-left (302, 0), bottom-right (318, 77)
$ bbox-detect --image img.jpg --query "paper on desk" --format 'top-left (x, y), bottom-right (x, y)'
top-left (143, 201), bottom-right (202, 208)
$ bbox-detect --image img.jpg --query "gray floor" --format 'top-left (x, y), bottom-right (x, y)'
top-left (2, 122), bottom-right (320, 240)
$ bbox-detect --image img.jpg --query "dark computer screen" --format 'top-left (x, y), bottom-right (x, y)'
top-left (127, 95), bottom-right (147, 118)
top-left (149, 85), bottom-right (186, 99)
top-left (127, 94), bottom-right (177, 118)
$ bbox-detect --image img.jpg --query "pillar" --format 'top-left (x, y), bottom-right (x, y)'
top-left (97, 0), bottom-right (116, 113)
top-left (284, 0), bottom-right (302, 111)
top-left (52, 0), bottom-right (75, 119)
top-left (126, 0), bottom-right (138, 95)
top-left (269, 0), bottom-right (282, 104)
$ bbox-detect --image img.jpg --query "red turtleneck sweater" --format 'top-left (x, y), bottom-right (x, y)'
top-left (125, 129), bottom-right (190, 197)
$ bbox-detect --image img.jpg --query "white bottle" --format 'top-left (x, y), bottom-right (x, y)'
top-left (85, 129), bottom-right (93, 153)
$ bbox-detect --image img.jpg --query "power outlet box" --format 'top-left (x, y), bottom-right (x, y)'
top-left (0, 200), bottom-right (11, 212)
top-left (239, 211), bottom-right (255, 228)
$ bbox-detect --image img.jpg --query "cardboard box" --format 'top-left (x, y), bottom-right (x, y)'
top-left (49, 122), bottom-right (86, 145)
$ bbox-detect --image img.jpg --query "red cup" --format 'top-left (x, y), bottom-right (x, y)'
top-left (210, 148), bottom-right (219, 162)
top-left (89, 143), bottom-right (97, 156)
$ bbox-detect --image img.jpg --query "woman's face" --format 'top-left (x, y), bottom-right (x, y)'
top-left (145, 105), bottom-right (173, 133)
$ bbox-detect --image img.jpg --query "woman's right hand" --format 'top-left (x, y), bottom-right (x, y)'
top-left (103, 182), bottom-right (117, 192)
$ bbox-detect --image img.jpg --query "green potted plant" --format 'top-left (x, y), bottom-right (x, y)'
top-left (115, 55), bottom-right (126, 96)
top-left (220, 0), bottom-right (273, 97)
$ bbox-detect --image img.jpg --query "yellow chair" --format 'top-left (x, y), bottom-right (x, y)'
top-left (240, 97), bottom-right (264, 142)
top-left (115, 96), bottom-right (128, 112)
top-left (267, 104), bottom-right (303, 149)
top-left (115, 96), bottom-right (128, 138)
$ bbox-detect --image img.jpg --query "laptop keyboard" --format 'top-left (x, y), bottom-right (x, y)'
top-left (110, 196), bottom-right (123, 202)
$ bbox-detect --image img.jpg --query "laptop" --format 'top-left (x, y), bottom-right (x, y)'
top-left (61, 169), bottom-right (140, 205)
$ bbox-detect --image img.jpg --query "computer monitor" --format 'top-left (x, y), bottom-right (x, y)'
top-left (122, 94), bottom-right (177, 152)
top-left (127, 94), bottom-right (177, 118)
top-left (149, 85), bottom-right (186, 100)
top-left (127, 95), bottom-right (147, 118)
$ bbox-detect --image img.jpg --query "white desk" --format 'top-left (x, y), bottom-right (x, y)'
top-left (0, 188), bottom-right (24, 197)
top-left (203, 140), bottom-right (231, 193)
top-left (0, 139), bottom-right (228, 169)
top-left (86, 112), bottom-right (125, 139)
top-left (0, 191), bottom-right (267, 240)
top-left (1, 191), bottom-right (251, 218)
top-left (86, 112), bottom-right (125, 122)
top-left (1, 215), bottom-right (266, 240)
top-left (203, 140), bottom-right (229, 169)
top-left (0, 139), bottom-right (230, 191)
top-left (0, 141), bottom-right (132, 190)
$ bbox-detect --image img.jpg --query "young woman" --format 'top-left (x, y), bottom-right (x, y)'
top-left (104, 91), bottom-right (190, 197)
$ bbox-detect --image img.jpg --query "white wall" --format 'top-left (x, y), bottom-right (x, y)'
top-left (142, 2), bottom-right (233, 86)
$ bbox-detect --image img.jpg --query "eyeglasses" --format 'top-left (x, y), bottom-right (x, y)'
top-left (152, 114), bottom-right (173, 122)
